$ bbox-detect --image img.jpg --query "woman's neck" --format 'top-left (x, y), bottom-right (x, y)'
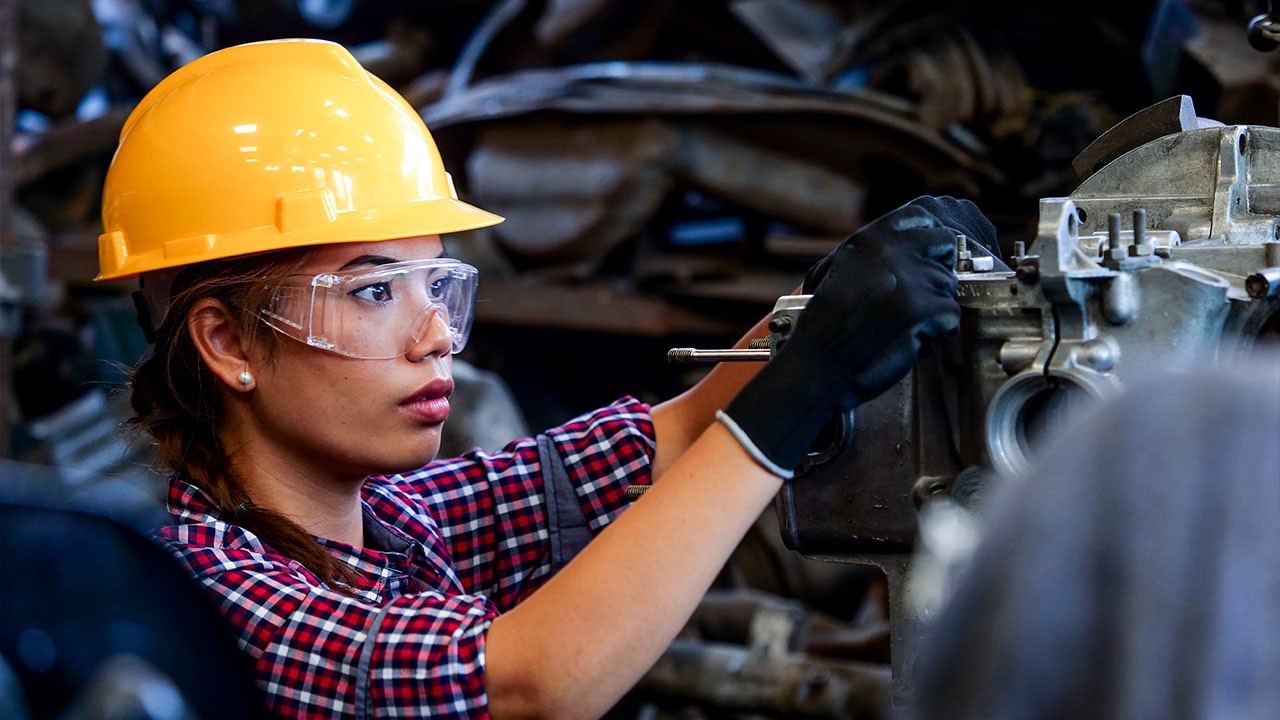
top-left (221, 427), bottom-right (369, 548)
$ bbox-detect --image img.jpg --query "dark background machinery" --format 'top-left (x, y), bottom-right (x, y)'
top-left (2, 2), bottom-right (1280, 718)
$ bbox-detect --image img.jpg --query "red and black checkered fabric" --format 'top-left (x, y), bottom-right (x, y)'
top-left (156, 398), bottom-right (654, 719)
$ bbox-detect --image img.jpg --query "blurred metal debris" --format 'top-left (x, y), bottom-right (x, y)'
top-left (885, 30), bottom-right (1032, 138)
top-left (427, 58), bottom-right (1001, 301)
top-left (467, 118), bottom-right (678, 267)
top-left (350, 27), bottom-right (434, 87)
top-left (729, 0), bottom-right (855, 85)
top-left (2, 207), bottom-right (48, 306)
top-left (13, 107), bottom-right (129, 186)
top-left (1, 0), bottom-right (19, 459)
top-left (637, 638), bottom-right (890, 719)
top-left (17, 0), bottom-right (106, 119)
top-left (534, 0), bottom-right (617, 50)
top-left (425, 61), bottom-right (998, 193)
top-left (446, 0), bottom-right (528, 98)
top-left (672, 126), bottom-right (866, 235)
top-left (1183, 13), bottom-right (1280, 127)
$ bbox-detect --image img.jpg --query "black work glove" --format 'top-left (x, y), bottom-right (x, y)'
top-left (720, 202), bottom-right (966, 476)
top-left (803, 195), bottom-right (996, 293)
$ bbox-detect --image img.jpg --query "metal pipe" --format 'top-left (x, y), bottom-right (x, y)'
top-left (1246, 267), bottom-right (1280, 298)
top-left (667, 348), bottom-right (773, 363)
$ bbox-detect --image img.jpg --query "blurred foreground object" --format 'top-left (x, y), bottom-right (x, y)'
top-left (0, 467), bottom-right (266, 718)
top-left (912, 361), bottom-right (1280, 719)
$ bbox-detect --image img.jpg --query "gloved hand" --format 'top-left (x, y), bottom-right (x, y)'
top-left (803, 195), bottom-right (997, 293)
top-left (720, 200), bottom-right (970, 476)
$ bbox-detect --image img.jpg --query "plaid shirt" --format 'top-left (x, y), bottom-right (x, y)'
top-left (156, 398), bottom-right (654, 719)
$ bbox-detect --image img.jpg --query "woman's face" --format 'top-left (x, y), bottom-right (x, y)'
top-left (246, 235), bottom-right (458, 479)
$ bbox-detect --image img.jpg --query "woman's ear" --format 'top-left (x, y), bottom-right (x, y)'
top-left (187, 298), bottom-right (256, 392)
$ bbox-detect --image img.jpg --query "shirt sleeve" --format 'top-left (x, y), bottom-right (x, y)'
top-left (166, 541), bottom-right (496, 720)
top-left (395, 397), bottom-right (655, 610)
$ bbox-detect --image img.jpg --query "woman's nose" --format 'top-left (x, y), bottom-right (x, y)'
top-left (405, 305), bottom-right (453, 361)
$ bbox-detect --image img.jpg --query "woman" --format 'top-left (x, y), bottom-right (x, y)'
top-left (98, 39), bottom-right (986, 719)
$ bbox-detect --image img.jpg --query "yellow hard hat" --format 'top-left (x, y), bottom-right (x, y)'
top-left (95, 38), bottom-right (502, 282)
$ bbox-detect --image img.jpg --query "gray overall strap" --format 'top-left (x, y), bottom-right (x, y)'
top-left (537, 433), bottom-right (592, 572)
top-left (355, 601), bottom-right (397, 720)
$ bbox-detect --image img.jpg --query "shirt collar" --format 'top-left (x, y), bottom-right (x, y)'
top-left (167, 475), bottom-right (418, 558)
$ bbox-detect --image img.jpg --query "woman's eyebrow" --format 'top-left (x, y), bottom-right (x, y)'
top-left (337, 254), bottom-right (398, 270)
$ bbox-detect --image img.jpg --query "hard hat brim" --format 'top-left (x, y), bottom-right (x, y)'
top-left (95, 198), bottom-right (503, 282)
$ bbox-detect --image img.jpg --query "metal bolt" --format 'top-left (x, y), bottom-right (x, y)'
top-left (748, 338), bottom-right (771, 349)
top-left (1108, 213), bottom-right (1124, 250)
top-left (1246, 268), bottom-right (1280, 299)
top-left (955, 234), bottom-right (973, 271)
top-left (768, 316), bottom-right (792, 334)
top-left (1130, 208), bottom-right (1152, 257)
top-left (1012, 240), bottom-right (1026, 262)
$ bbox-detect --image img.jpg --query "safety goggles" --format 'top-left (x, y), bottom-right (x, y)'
top-left (258, 258), bottom-right (478, 359)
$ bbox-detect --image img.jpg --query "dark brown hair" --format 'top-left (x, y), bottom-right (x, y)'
top-left (130, 250), bottom-right (359, 590)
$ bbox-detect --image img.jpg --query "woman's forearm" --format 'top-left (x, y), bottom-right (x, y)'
top-left (485, 422), bottom-right (783, 720)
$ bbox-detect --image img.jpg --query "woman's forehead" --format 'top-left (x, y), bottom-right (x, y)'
top-left (297, 236), bottom-right (444, 272)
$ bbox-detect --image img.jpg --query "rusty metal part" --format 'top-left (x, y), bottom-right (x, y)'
top-left (1071, 95), bottom-right (1204, 181)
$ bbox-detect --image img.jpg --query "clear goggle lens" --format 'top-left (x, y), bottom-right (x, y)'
top-left (259, 259), bottom-right (478, 359)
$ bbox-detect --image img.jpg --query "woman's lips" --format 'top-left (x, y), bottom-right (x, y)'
top-left (399, 396), bottom-right (450, 424)
top-left (399, 379), bottom-right (453, 424)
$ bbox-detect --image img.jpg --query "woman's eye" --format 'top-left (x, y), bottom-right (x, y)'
top-left (428, 276), bottom-right (451, 298)
top-left (350, 282), bottom-right (394, 303)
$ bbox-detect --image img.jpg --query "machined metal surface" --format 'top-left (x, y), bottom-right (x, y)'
top-left (672, 107), bottom-right (1280, 701)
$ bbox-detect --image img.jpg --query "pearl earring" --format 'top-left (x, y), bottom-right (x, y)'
top-left (238, 370), bottom-right (253, 386)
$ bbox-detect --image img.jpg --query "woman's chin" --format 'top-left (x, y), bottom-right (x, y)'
top-left (371, 443), bottom-right (442, 476)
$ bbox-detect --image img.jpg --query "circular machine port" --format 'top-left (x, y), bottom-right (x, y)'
top-left (987, 373), bottom-right (1097, 478)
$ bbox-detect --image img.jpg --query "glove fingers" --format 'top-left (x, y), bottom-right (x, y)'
top-left (907, 195), bottom-right (998, 254)
top-left (906, 227), bottom-right (961, 266)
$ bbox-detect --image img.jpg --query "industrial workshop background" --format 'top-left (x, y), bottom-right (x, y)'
top-left (0, 1), bottom-right (1278, 718)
